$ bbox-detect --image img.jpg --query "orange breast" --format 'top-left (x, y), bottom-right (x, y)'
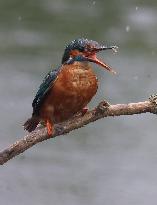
top-left (40, 62), bottom-right (98, 123)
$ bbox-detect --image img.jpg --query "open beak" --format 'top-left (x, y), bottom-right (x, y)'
top-left (85, 45), bottom-right (118, 74)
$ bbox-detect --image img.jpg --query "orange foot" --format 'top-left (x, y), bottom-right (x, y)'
top-left (46, 120), bottom-right (54, 136)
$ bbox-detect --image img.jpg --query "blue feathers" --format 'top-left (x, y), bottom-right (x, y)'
top-left (32, 67), bottom-right (61, 115)
top-left (62, 38), bottom-right (100, 64)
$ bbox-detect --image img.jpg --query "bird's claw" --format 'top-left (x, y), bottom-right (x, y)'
top-left (81, 107), bottom-right (88, 116)
top-left (55, 124), bottom-right (64, 134)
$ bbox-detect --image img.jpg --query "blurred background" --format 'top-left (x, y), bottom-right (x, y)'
top-left (0, 0), bottom-right (157, 204)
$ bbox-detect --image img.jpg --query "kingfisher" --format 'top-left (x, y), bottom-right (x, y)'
top-left (24, 38), bottom-right (117, 136)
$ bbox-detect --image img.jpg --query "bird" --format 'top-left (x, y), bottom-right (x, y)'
top-left (24, 38), bottom-right (117, 136)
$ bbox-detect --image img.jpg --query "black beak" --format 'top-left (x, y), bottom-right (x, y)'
top-left (93, 45), bottom-right (118, 53)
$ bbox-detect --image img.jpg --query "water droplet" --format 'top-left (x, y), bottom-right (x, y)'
top-left (92, 1), bottom-right (96, 5)
top-left (151, 50), bottom-right (156, 56)
top-left (18, 16), bottom-right (22, 21)
top-left (125, 25), bottom-right (130, 32)
top-left (112, 46), bottom-right (118, 53)
top-left (135, 6), bottom-right (139, 11)
top-left (133, 76), bottom-right (138, 80)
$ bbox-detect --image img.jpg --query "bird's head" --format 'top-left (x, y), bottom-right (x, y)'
top-left (62, 38), bottom-right (118, 74)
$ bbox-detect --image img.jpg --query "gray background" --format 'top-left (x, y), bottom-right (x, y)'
top-left (0, 0), bottom-right (157, 204)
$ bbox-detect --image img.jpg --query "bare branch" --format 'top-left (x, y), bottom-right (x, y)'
top-left (0, 97), bottom-right (156, 165)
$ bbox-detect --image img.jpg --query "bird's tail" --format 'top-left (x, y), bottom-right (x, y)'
top-left (23, 116), bottom-right (40, 132)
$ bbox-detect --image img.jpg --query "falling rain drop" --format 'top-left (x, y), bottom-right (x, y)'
top-left (133, 76), bottom-right (138, 80)
top-left (18, 16), bottom-right (22, 21)
top-left (151, 51), bottom-right (156, 56)
top-left (135, 6), bottom-right (139, 11)
top-left (126, 25), bottom-right (130, 32)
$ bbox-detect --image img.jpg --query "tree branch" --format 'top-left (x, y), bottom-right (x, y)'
top-left (0, 96), bottom-right (157, 165)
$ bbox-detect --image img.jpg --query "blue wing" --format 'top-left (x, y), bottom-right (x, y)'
top-left (32, 67), bottom-right (61, 116)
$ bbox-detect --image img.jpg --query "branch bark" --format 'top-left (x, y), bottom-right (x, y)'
top-left (0, 98), bottom-right (156, 165)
